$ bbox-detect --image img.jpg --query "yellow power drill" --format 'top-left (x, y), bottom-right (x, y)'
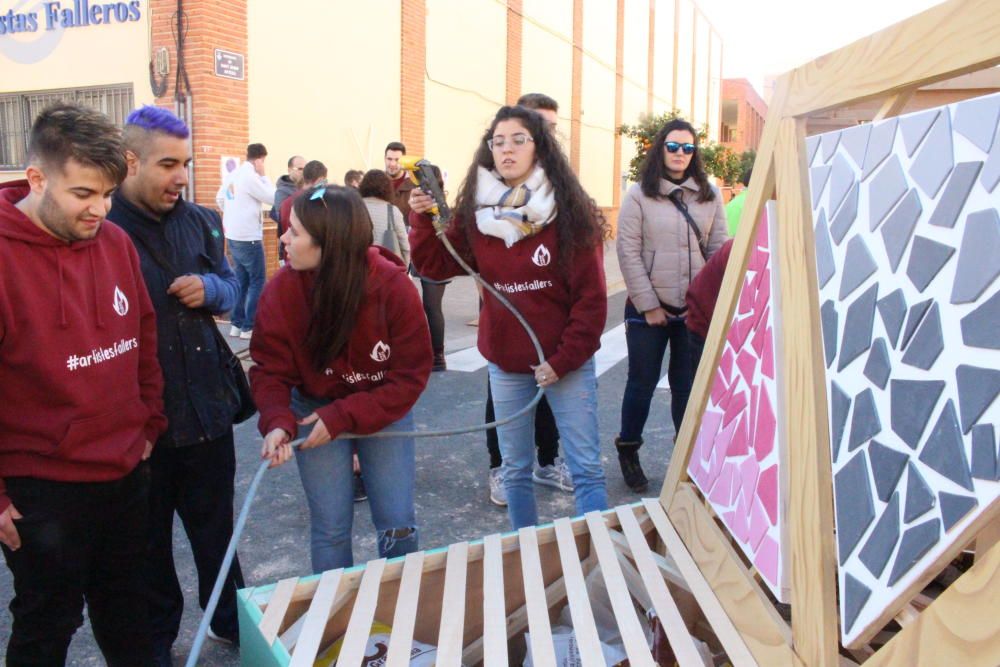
top-left (400, 156), bottom-right (451, 227)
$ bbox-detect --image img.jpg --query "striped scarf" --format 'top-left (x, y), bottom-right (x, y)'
top-left (474, 165), bottom-right (557, 247)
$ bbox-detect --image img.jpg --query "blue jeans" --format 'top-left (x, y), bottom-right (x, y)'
top-left (227, 239), bottom-right (265, 332)
top-left (291, 391), bottom-right (418, 573)
top-left (488, 358), bottom-right (607, 529)
top-left (619, 301), bottom-right (693, 443)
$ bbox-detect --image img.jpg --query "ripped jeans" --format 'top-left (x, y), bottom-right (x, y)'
top-left (488, 358), bottom-right (607, 529)
top-left (291, 390), bottom-right (418, 573)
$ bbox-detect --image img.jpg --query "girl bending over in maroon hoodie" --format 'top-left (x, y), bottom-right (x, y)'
top-left (249, 185), bottom-right (432, 572)
top-left (409, 105), bottom-right (610, 530)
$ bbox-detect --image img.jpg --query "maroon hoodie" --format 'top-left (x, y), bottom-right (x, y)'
top-left (249, 246), bottom-right (432, 440)
top-left (685, 238), bottom-right (734, 339)
top-left (409, 212), bottom-right (606, 378)
top-left (0, 180), bottom-right (167, 514)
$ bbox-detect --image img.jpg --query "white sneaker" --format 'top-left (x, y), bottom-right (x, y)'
top-left (239, 329), bottom-right (253, 340)
top-left (205, 628), bottom-right (235, 645)
top-left (489, 467), bottom-right (507, 507)
top-left (533, 456), bottom-right (574, 492)
top-left (229, 325), bottom-right (241, 337)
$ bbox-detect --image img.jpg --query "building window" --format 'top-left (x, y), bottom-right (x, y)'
top-left (0, 84), bottom-right (134, 171)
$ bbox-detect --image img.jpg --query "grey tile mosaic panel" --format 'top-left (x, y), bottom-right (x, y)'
top-left (928, 161), bottom-right (983, 228)
top-left (960, 291), bottom-right (1000, 349)
top-left (950, 208), bottom-right (1000, 304)
top-left (879, 189), bottom-right (923, 270)
top-left (955, 365), bottom-right (1000, 434)
top-left (905, 237), bottom-right (954, 292)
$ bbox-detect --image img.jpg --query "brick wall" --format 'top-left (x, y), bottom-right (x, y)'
top-left (401, 0), bottom-right (426, 156)
top-left (505, 0), bottom-right (523, 105)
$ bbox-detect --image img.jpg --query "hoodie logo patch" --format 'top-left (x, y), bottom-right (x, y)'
top-left (532, 243), bottom-right (551, 267)
top-left (370, 340), bottom-right (391, 362)
top-left (112, 286), bottom-right (129, 316)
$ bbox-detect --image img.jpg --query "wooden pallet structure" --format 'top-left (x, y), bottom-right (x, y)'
top-left (237, 1), bottom-right (1000, 664)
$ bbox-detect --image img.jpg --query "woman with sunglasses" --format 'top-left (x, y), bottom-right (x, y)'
top-left (249, 185), bottom-right (432, 572)
top-left (614, 118), bottom-right (728, 492)
top-left (409, 105), bottom-right (610, 530)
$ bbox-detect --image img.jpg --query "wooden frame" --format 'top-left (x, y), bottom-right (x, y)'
top-left (236, 3), bottom-right (1000, 665)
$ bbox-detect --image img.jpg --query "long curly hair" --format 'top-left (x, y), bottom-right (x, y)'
top-left (451, 106), bottom-right (608, 270)
top-left (640, 118), bottom-right (715, 203)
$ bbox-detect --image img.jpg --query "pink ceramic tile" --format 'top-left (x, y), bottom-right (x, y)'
top-left (751, 313), bottom-right (768, 356)
top-left (730, 493), bottom-right (751, 543)
top-left (739, 455), bottom-right (760, 507)
top-left (755, 535), bottom-right (780, 588)
top-left (762, 326), bottom-right (775, 380)
top-left (754, 268), bottom-right (772, 316)
top-left (710, 368), bottom-right (729, 406)
top-left (722, 388), bottom-right (749, 427)
top-left (709, 462), bottom-right (735, 506)
top-left (755, 383), bottom-right (777, 462)
top-left (738, 280), bottom-right (754, 315)
top-left (728, 412), bottom-right (750, 457)
top-left (749, 384), bottom-right (759, 449)
top-left (748, 495), bottom-right (770, 551)
top-left (758, 464), bottom-right (779, 525)
top-left (736, 348), bottom-right (758, 386)
top-left (720, 347), bottom-right (735, 383)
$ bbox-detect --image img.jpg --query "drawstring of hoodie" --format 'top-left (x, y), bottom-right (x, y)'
top-left (54, 249), bottom-right (68, 328)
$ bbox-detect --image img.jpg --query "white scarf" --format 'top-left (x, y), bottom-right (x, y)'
top-left (474, 165), bottom-right (557, 247)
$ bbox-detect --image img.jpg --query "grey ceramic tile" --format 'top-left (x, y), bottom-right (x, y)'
top-left (879, 189), bottom-right (923, 271)
top-left (951, 208), bottom-right (1000, 304)
top-left (981, 123), bottom-right (1000, 192)
top-left (863, 338), bottom-right (891, 391)
top-left (900, 299), bottom-right (933, 351)
top-left (806, 134), bottom-right (822, 166)
top-left (836, 451), bottom-right (876, 564)
top-left (822, 300), bottom-right (839, 368)
top-left (869, 439), bottom-right (908, 503)
top-left (918, 400), bottom-right (974, 492)
top-left (838, 284), bottom-right (879, 371)
top-left (909, 110), bottom-right (955, 198)
top-left (906, 237), bottom-right (955, 293)
top-left (848, 388), bottom-right (882, 452)
top-left (868, 154), bottom-right (908, 231)
top-left (831, 380), bottom-right (852, 461)
top-left (862, 118), bottom-right (899, 179)
top-left (939, 492), bottom-right (978, 532)
top-left (822, 131), bottom-right (842, 164)
top-left (928, 162), bottom-right (983, 229)
top-left (829, 153), bottom-right (857, 218)
top-left (840, 235), bottom-right (878, 300)
top-left (900, 109), bottom-right (939, 157)
top-left (953, 93), bottom-right (1000, 152)
top-left (971, 424), bottom-right (998, 481)
top-left (900, 302), bottom-right (944, 370)
top-left (877, 288), bottom-right (907, 349)
top-left (815, 209), bottom-right (836, 289)
top-left (888, 518), bottom-right (941, 586)
top-left (955, 364), bottom-right (1000, 434)
top-left (891, 379), bottom-right (945, 450)
top-left (842, 123), bottom-right (873, 168)
top-left (811, 165), bottom-right (833, 208)
top-left (960, 291), bottom-right (1000, 349)
top-left (860, 492), bottom-right (901, 578)
top-left (843, 573), bottom-right (872, 635)
top-left (904, 462), bottom-right (936, 522)
top-left (830, 183), bottom-right (860, 244)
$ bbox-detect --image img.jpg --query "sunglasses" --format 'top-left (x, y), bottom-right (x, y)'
top-left (665, 141), bottom-right (696, 155)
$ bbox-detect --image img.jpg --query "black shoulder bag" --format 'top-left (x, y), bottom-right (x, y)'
top-left (129, 229), bottom-right (257, 424)
top-left (667, 188), bottom-right (709, 262)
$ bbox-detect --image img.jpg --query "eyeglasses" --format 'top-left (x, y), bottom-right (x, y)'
top-left (665, 141), bottom-right (696, 155)
top-left (487, 133), bottom-right (534, 151)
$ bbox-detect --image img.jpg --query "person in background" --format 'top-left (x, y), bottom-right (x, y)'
top-left (410, 105), bottom-right (609, 530)
top-left (360, 169), bottom-right (409, 266)
top-left (344, 170), bottom-right (363, 189)
top-left (270, 155), bottom-right (305, 263)
top-left (685, 238), bottom-right (734, 377)
top-left (224, 142), bottom-right (275, 340)
top-left (725, 167), bottom-right (752, 237)
top-left (278, 160), bottom-right (328, 263)
top-left (0, 103), bottom-right (166, 666)
top-left (615, 118), bottom-right (727, 492)
top-left (109, 106), bottom-right (245, 665)
top-left (250, 185), bottom-right (431, 572)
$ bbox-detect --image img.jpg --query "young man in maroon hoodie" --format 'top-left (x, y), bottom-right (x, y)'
top-left (0, 104), bottom-right (167, 666)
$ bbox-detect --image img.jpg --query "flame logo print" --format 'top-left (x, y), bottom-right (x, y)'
top-left (532, 243), bottom-right (551, 267)
top-left (370, 340), bottom-right (391, 362)
top-left (112, 286), bottom-right (130, 317)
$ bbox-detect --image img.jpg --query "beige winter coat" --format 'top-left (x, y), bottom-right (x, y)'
top-left (364, 196), bottom-right (410, 266)
top-left (616, 178), bottom-right (728, 312)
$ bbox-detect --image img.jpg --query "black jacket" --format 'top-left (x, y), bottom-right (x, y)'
top-left (108, 193), bottom-right (241, 447)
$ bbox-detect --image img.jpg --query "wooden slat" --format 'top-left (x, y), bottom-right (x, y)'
top-left (553, 517), bottom-right (604, 667)
top-left (607, 523), bottom-right (688, 590)
top-left (289, 568), bottom-right (343, 667)
top-left (864, 536), bottom-right (1000, 667)
top-left (584, 511), bottom-right (656, 667)
top-left (871, 90), bottom-right (914, 121)
top-left (783, 0), bottom-right (1000, 116)
top-left (436, 541), bottom-right (469, 665)
top-left (385, 551), bottom-right (425, 667)
top-left (613, 547), bottom-right (654, 613)
top-left (335, 559), bottom-right (386, 667)
top-left (774, 116), bottom-right (840, 667)
top-left (257, 576), bottom-right (299, 646)
top-left (616, 506), bottom-right (707, 667)
top-left (481, 533), bottom-right (508, 667)
top-left (519, 527), bottom-right (558, 667)
top-left (975, 518), bottom-right (1000, 561)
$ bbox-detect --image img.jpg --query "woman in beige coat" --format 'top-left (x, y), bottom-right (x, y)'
top-left (360, 169), bottom-right (410, 266)
top-left (614, 118), bottom-right (728, 491)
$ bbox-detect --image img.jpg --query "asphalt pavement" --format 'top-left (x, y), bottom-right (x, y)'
top-left (0, 242), bottom-right (685, 665)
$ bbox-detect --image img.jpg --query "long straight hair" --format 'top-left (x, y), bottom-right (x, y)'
top-left (640, 118), bottom-right (715, 203)
top-left (291, 186), bottom-right (374, 371)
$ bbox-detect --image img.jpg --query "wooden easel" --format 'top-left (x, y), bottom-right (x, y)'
top-left (661, 0), bottom-right (1000, 663)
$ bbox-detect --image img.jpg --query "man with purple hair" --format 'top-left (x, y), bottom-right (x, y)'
top-left (109, 105), bottom-right (244, 665)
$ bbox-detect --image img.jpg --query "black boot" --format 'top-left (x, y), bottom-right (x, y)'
top-left (616, 437), bottom-right (648, 492)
